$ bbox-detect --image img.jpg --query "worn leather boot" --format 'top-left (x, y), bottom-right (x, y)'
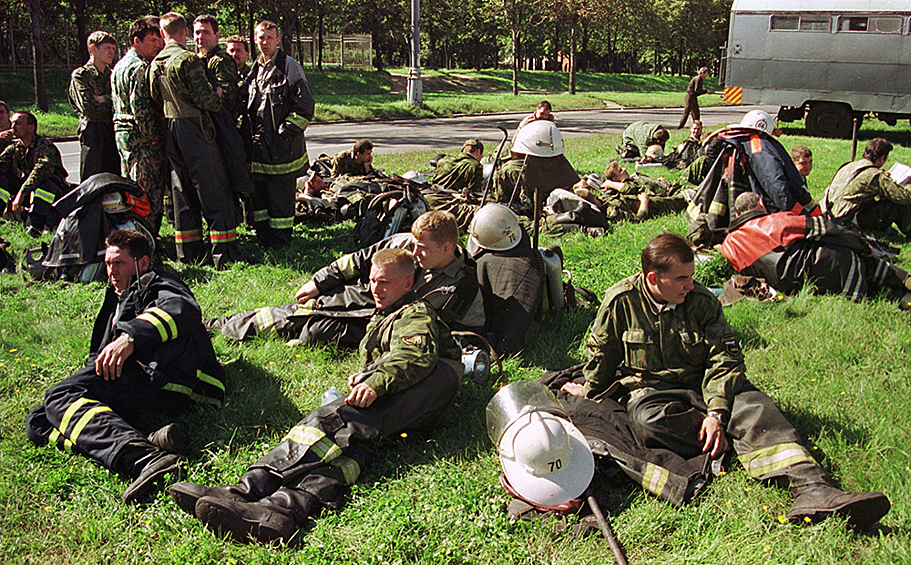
top-left (195, 487), bottom-right (317, 545)
top-left (169, 468), bottom-right (281, 518)
top-left (148, 423), bottom-right (189, 455)
top-left (788, 483), bottom-right (890, 530)
top-left (122, 449), bottom-right (184, 504)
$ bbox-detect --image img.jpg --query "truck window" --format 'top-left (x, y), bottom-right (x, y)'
top-left (837, 16), bottom-right (902, 34)
top-left (770, 15), bottom-right (830, 32)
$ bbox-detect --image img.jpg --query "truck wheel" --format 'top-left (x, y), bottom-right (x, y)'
top-left (806, 103), bottom-right (853, 138)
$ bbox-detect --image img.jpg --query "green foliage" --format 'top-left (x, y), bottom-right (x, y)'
top-left (2, 125), bottom-right (911, 563)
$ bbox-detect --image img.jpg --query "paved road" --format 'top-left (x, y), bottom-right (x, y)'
top-left (57, 105), bottom-right (775, 183)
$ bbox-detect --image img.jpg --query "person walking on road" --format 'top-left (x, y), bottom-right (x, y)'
top-left (678, 67), bottom-right (713, 129)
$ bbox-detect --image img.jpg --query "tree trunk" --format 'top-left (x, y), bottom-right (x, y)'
top-left (73, 0), bottom-right (87, 65)
top-left (568, 16), bottom-right (577, 94)
top-left (317, 2), bottom-right (323, 70)
top-left (511, 27), bottom-right (519, 95)
top-left (25, 0), bottom-right (47, 111)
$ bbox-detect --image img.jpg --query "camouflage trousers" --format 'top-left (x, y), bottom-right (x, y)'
top-left (116, 132), bottom-right (168, 236)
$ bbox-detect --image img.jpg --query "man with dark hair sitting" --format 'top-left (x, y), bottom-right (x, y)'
top-left (331, 139), bottom-right (375, 177)
top-left (170, 247), bottom-right (463, 544)
top-left (562, 232), bottom-right (890, 530)
top-left (25, 229), bottom-right (226, 504)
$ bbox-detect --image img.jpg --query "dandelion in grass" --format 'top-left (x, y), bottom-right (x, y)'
top-left (778, 515), bottom-right (788, 524)
top-left (9, 348), bottom-right (16, 352)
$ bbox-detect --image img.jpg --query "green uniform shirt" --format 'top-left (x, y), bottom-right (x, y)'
top-left (331, 150), bottom-right (371, 177)
top-left (582, 273), bottom-right (745, 414)
top-left (112, 49), bottom-right (163, 145)
top-left (149, 41), bottom-right (221, 123)
top-left (492, 158), bottom-right (527, 203)
top-left (823, 158), bottom-right (911, 220)
top-left (433, 153), bottom-right (483, 195)
top-left (622, 121), bottom-right (664, 155)
top-left (68, 61), bottom-right (113, 123)
top-left (200, 45), bottom-right (241, 118)
top-left (0, 135), bottom-right (68, 202)
top-left (359, 296), bottom-right (462, 398)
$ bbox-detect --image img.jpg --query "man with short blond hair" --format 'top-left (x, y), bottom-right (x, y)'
top-left (69, 30), bottom-right (120, 180)
top-left (211, 209), bottom-right (484, 347)
top-left (149, 11), bottom-right (242, 268)
top-left (245, 19), bottom-right (315, 247)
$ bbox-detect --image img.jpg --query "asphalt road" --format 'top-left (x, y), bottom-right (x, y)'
top-left (57, 104), bottom-right (775, 183)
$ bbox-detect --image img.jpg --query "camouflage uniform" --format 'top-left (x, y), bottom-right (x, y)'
top-left (0, 135), bottom-right (68, 230)
top-left (149, 40), bottom-right (240, 268)
top-left (582, 273), bottom-right (828, 490)
top-left (200, 45), bottom-right (241, 119)
top-left (112, 48), bottom-right (168, 235)
top-left (215, 232), bottom-right (485, 347)
top-left (433, 153), bottom-right (483, 195)
top-left (600, 174), bottom-right (687, 222)
top-left (330, 150), bottom-right (371, 178)
top-left (175, 296), bottom-right (463, 531)
top-left (492, 158), bottom-right (527, 204)
top-left (68, 61), bottom-right (119, 180)
top-left (823, 158), bottom-right (911, 237)
top-left (621, 121), bottom-right (664, 159)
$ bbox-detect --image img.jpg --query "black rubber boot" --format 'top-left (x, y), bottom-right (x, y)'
top-left (195, 487), bottom-right (317, 545)
top-left (169, 468), bottom-right (281, 518)
top-left (788, 483), bottom-right (890, 530)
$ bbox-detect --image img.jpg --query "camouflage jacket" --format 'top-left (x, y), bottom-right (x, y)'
top-left (622, 122), bottom-right (663, 155)
top-left (493, 158), bottom-right (527, 203)
top-left (433, 153), bottom-right (482, 195)
top-left (0, 135), bottom-right (68, 199)
top-left (200, 45), bottom-right (241, 119)
top-left (582, 273), bottom-right (745, 414)
top-left (823, 158), bottom-right (911, 221)
top-left (359, 295), bottom-right (461, 398)
top-left (331, 150), bottom-right (371, 177)
top-left (149, 41), bottom-right (221, 137)
top-left (112, 49), bottom-right (163, 145)
top-left (68, 62), bottom-right (113, 122)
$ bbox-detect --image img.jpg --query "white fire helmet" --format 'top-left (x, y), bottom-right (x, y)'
top-left (512, 120), bottom-right (565, 157)
top-left (497, 409), bottom-right (595, 507)
top-left (644, 144), bottom-right (665, 160)
top-left (468, 203), bottom-right (521, 252)
top-left (738, 110), bottom-right (776, 135)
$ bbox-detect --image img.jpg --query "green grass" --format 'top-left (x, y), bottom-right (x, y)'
top-left (1, 68), bottom-right (720, 138)
top-left (2, 126), bottom-right (911, 563)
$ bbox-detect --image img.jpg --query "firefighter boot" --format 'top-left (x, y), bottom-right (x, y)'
top-left (120, 443), bottom-right (185, 504)
top-left (195, 487), bottom-right (318, 545)
top-left (169, 467), bottom-right (281, 518)
top-left (148, 422), bottom-right (189, 455)
top-left (788, 483), bottom-right (890, 530)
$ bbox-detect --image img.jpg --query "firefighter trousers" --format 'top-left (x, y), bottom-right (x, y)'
top-left (25, 363), bottom-right (190, 474)
top-left (252, 172), bottom-right (296, 247)
top-left (79, 121), bottom-right (120, 181)
top-left (216, 302), bottom-right (370, 349)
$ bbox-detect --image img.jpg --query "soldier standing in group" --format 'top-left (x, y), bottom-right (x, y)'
top-left (245, 20), bottom-right (315, 248)
top-left (68, 31), bottom-right (120, 181)
top-left (149, 12), bottom-right (242, 268)
top-left (170, 248), bottom-right (463, 544)
top-left (225, 35), bottom-right (251, 81)
top-left (112, 16), bottom-right (167, 236)
top-left (193, 15), bottom-right (242, 119)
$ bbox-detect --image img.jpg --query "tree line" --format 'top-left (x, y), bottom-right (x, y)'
top-left (0, 0), bottom-right (731, 110)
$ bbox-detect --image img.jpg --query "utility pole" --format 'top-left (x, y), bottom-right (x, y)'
top-left (407, 0), bottom-right (422, 106)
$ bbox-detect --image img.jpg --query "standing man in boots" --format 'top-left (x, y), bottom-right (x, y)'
top-left (25, 230), bottom-right (226, 504)
top-left (68, 30), bottom-right (120, 180)
top-left (149, 12), bottom-right (242, 268)
top-left (562, 232), bottom-right (890, 530)
top-left (246, 20), bottom-right (315, 248)
top-left (170, 248), bottom-right (463, 544)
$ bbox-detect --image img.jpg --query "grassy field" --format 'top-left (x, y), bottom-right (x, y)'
top-left (1, 68), bottom-right (717, 139)
top-left (2, 125), bottom-right (911, 563)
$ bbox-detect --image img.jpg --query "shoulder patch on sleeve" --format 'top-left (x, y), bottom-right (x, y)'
top-left (402, 334), bottom-right (425, 346)
top-left (722, 334), bottom-right (742, 356)
top-left (602, 276), bottom-right (637, 305)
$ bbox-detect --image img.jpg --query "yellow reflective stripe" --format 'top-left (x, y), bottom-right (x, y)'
top-left (284, 425), bottom-right (343, 462)
top-left (254, 307), bottom-right (276, 336)
top-left (197, 370), bottom-right (225, 392)
top-left (250, 152), bottom-right (309, 175)
top-left (70, 406), bottom-right (112, 444)
top-left (708, 200), bottom-right (727, 216)
top-left (641, 462), bottom-right (669, 498)
top-left (334, 253), bottom-right (358, 279)
top-left (685, 201), bottom-right (700, 221)
top-left (161, 382), bottom-right (223, 406)
top-left (137, 311), bottom-right (169, 342)
top-left (59, 397), bottom-right (92, 436)
top-left (34, 188), bottom-right (56, 204)
top-left (253, 209), bottom-right (269, 222)
top-left (0, 187), bottom-right (10, 202)
top-left (286, 113), bottom-right (310, 130)
top-left (330, 455), bottom-right (361, 485)
top-left (48, 428), bottom-right (74, 453)
top-left (149, 307), bottom-right (177, 340)
top-left (739, 443), bottom-right (815, 478)
top-left (269, 217), bottom-right (294, 229)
